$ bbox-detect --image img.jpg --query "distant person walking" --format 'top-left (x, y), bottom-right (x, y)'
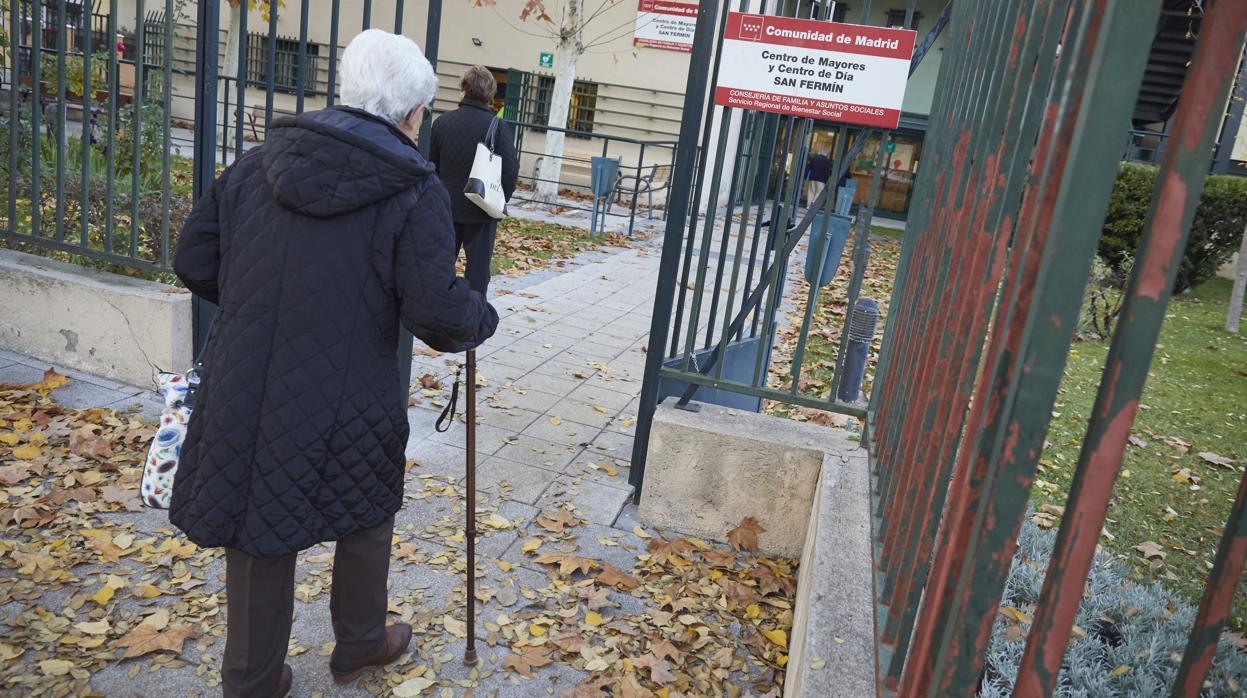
top-left (805, 150), bottom-right (832, 207)
top-left (429, 66), bottom-right (520, 295)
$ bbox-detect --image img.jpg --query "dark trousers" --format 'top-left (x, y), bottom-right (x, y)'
top-left (454, 221), bottom-right (497, 296)
top-left (221, 517), bottom-right (395, 697)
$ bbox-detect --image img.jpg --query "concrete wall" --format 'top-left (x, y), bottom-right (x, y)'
top-left (0, 250), bottom-right (192, 388)
top-left (638, 399), bottom-right (834, 558)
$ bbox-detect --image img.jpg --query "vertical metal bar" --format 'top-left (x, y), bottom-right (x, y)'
top-left (104, 0), bottom-right (117, 252)
top-left (788, 188), bottom-right (835, 393)
top-left (719, 110), bottom-right (766, 360)
top-left (264, 0), bottom-right (276, 133)
top-left (362, 0), bottom-right (371, 31)
top-left (394, 0), bottom-right (404, 33)
top-left (629, 0), bottom-right (719, 496)
top-left (400, 0), bottom-right (441, 401)
top-left (296, 0), bottom-right (309, 113)
top-left (628, 142), bottom-right (644, 236)
top-left (7, 0), bottom-right (18, 236)
top-left (131, 0), bottom-right (144, 259)
top-left (326, 0), bottom-right (340, 107)
top-left (54, 0), bottom-right (67, 242)
top-left (234, 4), bottom-right (246, 158)
top-left (669, 0), bottom-right (734, 363)
top-left (30, 0), bottom-right (42, 238)
top-left (192, 0), bottom-right (221, 355)
top-left (1172, 470), bottom-right (1247, 698)
top-left (79, 0), bottom-right (92, 248)
top-left (159, 0), bottom-right (172, 268)
top-left (1016, 3), bottom-right (1247, 693)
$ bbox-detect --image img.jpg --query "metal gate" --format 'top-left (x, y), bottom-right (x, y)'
top-left (869, 0), bottom-right (1247, 694)
top-left (631, 0), bottom-right (1247, 694)
top-left (629, 0), bottom-right (948, 488)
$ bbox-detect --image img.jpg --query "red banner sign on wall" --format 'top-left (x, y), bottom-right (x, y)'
top-left (634, 0), bottom-right (699, 52)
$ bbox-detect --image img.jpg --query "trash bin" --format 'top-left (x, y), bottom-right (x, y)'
top-left (590, 157), bottom-right (621, 198)
top-left (803, 212), bottom-right (852, 288)
top-left (589, 157), bottom-right (621, 239)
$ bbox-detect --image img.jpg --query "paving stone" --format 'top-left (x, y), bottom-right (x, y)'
top-left (404, 440), bottom-right (468, 482)
top-left (472, 456), bottom-right (560, 505)
top-left (482, 349), bottom-right (548, 374)
top-left (566, 383), bottom-right (636, 411)
top-left (583, 430), bottom-right (635, 463)
top-left (509, 371), bottom-right (586, 397)
top-left (564, 456), bottom-right (633, 491)
top-left (520, 415), bottom-right (601, 446)
top-left (0, 362), bottom-right (47, 385)
top-left (530, 356), bottom-right (597, 382)
top-left (493, 384), bottom-right (562, 413)
top-left (425, 416), bottom-right (517, 457)
top-left (494, 434), bottom-right (583, 472)
top-left (42, 380), bottom-right (130, 410)
top-left (474, 404), bottom-right (542, 433)
top-left (546, 398), bottom-right (617, 430)
top-left (0, 348), bottom-right (27, 366)
top-left (107, 392), bottom-right (167, 423)
top-left (536, 475), bottom-right (632, 528)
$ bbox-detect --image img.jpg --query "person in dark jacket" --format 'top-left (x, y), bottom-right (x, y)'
top-left (428, 65), bottom-right (519, 295)
top-left (171, 29), bottom-right (498, 698)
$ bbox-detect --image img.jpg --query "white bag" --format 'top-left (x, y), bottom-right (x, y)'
top-left (464, 118), bottom-right (508, 219)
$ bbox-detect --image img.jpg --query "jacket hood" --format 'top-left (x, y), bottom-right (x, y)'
top-left (262, 107), bottom-right (434, 218)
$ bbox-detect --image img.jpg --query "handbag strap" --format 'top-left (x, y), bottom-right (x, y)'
top-left (435, 365), bottom-right (463, 433)
top-left (484, 117), bottom-right (501, 155)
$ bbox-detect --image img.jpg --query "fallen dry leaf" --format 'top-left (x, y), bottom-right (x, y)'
top-left (1135, 541), bottom-right (1167, 560)
top-left (503, 646), bottom-right (553, 678)
top-left (727, 516), bottom-right (766, 552)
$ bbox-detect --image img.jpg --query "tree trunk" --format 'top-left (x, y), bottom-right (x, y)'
top-left (1226, 222), bottom-right (1247, 333)
top-left (535, 0), bottom-right (583, 206)
top-left (223, 4), bottom-right (242, 80)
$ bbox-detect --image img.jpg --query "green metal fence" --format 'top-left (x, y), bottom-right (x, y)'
top-left (868, 0), bottom-right (1247, 694)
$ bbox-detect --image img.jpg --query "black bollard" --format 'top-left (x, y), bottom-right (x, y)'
top-left (837, 299), bottom-right (879, 404)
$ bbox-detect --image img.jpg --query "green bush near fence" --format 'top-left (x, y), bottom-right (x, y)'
top-left (1100, 162), bottom-right (1247, 294)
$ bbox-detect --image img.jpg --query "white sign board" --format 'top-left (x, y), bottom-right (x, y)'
top-left (634, 0), bottom-right (698, 53)
top-left (713, 13), bottom-right (916, 128)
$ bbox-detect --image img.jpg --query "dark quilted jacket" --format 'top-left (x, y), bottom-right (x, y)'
top-left (428, 101), bottom-right (519, 224)
top-left (170, 106), bottom-right (498, 557)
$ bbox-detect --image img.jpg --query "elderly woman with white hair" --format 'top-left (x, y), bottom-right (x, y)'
top-left (170, 29), bottom-right (497, 697)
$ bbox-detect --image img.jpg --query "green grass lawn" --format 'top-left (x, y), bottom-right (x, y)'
top-left (774, 233), bottom-right (1247, 629)
top-left (1034, 278), bottom-right (1247, 630)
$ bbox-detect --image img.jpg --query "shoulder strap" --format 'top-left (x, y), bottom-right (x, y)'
top-left (484, 117), bottom-right (501, 154)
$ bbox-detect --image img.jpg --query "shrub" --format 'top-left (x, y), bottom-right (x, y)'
top-left (980, 519), bottom-right (1247, 696)
top-left (1076, 255), bottom-right (1132, 341)
top-left (1100, 163), bottom-right (1247, 294)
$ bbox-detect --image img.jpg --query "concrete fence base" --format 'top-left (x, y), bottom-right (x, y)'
top-left (0, 249), bottom-right (192, 389)
top-left (638, 399), bottom-right (875, 696)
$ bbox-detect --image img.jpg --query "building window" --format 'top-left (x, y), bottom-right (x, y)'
top-left (886, 9), bottom-right (921, 30)
top-left (247, 34), bottom-right (321, 94)
top-left (796, 0), bottom-right (848, 21)
top-left (524, 76), bottom-right (599, 136)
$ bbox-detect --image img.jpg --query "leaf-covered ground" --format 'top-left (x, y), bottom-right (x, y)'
top-left (0, 371), bottom-right (797, 696)
top-left (479, 218), bottom-right (635, 279)
top-left (765, 228), bottom-right (903, 423)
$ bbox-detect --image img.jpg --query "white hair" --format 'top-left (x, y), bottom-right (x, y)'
top-left (339, 29), bottom-right (437, 124)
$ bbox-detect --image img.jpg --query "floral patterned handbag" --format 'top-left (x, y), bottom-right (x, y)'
top-left (139, 366), bottom-right (202, 509)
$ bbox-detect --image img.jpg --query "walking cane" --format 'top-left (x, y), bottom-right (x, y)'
top-left (463, 348), bottom-right (479, 667)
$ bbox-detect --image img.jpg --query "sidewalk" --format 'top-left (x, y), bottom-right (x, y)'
top-left (0, 235), bottom-right (798, 697)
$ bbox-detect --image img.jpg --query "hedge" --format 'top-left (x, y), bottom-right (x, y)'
top-left (1100, 163), bottom-right (1247, 294)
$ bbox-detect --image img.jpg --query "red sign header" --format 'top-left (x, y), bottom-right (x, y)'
top-left (724, 13), bottom-right (915, 60)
